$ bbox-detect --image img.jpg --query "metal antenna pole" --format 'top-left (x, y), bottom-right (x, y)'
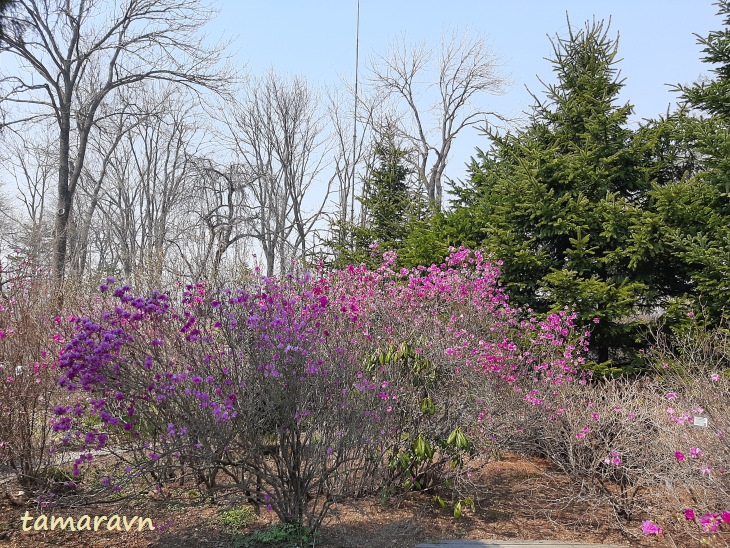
top-left (350, 0), bottom-right (360, 226)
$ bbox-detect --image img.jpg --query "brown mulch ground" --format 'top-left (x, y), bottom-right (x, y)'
top-left (0, 453), bottom-right (722, 547)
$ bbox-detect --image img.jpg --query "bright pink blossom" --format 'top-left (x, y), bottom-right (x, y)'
top-left (641, 520), bottom-right (662, 535)
top-left (699, 513), bottom-right (720, 533)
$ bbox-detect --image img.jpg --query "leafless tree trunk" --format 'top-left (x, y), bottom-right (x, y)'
top-left (368, 29), bottom-right (506, 208)
top-left (67, 95), bottom-right (145, 278)
top-left (84, 90), bottom-right (201, 286)
top-left (0, 0), bottom-right (234, 284)
top-left (324, 86), bottom-right (376, 243)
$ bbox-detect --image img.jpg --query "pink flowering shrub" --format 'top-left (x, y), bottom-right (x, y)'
top-left (520, 376), bottom-right (675, 524)
top-left (0, 260), bottom-right (71, 489)
top-left (316, 249), bottom-right (593, 496)
top-left (519, 313), bottom-right (729, 540)
top-left (641, 320), bottom-right (730, 542)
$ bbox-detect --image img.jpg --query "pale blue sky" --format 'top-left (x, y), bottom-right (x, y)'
top-left (208, 1), bottom-right (720, 184)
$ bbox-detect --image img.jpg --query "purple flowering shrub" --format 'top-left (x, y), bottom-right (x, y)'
top-left (53, 275), bottom-right (378, 528)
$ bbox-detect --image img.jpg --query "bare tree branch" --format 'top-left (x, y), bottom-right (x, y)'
top-left (368, 29), bottom-right (507, 208)
top-left (223, 71), bottom-right (332, 276)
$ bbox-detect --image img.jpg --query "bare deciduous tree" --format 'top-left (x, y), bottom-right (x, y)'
top-left (226, 71), bottom-right (332, 277)
top-left (0, 0), bottom-right (234, 283)
top-left (368, 29), bottom-right (506, 208)
top-left (186, 158), bottom-right (251, 281)
top-left (325, 85), bottom-right (378, 243)
top-left (66, 92), bottom-right (146, 278)
top-left (92, 91), bottom-right (200, 285)
top-left (1, 131), bottom-right (55, 259)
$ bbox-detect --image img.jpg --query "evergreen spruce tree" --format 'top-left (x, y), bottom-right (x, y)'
top-left (659, 0), bottom-right (730, 322)
top-left (454, 19), bottom-right (650, 371)
top-left (330, 137), bottom-right (425, 268)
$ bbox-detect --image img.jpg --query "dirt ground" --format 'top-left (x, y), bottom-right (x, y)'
top-left (0, 453), bottom-right (723, 548)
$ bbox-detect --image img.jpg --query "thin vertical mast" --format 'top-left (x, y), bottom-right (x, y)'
top-left (351, 0), bottom-right (360, 225)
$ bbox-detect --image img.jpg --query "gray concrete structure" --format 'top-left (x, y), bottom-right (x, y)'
top-left (415, 541), bottom-right (628, 548)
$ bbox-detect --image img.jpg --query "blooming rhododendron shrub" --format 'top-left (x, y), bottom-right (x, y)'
top-left (54, 275), bottom-right (383, 529)
top-left (516, 314), bottom-right (729, 542)
top-left (523, 377), bottom-right (668, 523)
top-left (317, 248), bottom-right (592, 486)
top-left (52, 248), bottom-right (593, 530)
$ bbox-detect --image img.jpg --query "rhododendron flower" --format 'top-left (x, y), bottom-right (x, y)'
top-left (699, 513), bottom-right (720, 533)
top-left (666, 393), bottom-right (677, 400)
top-left (641, 520), bottom-right (662, 535)
top-left (721, 511), bottom-right (730, 523)
top-left (711, 373), bottom-right (721, 382)
top-left (685, 509), bottom-right (695, 520)
top-left (690, 447), bottom-right (702, 459)
top-left (675, 451), bottom-right (685, 461)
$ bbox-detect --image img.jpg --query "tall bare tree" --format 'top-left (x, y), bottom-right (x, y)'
top-left (2, 131), bottom-right (55, 258)
top-left (187, 159), bottom-right (252, 281)
top-left (0, 0), bottom-right (234, 283)
top-left (325, 85), bottom-right (378, 239)
top-left (226, 71), bottom-right (332, 276)
top-left (80, 88), bottom-right (201, 286)
top-left (368, 29), bottom-right (506, 208)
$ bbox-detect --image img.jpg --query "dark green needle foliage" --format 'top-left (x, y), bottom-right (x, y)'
top-left (447, 18), bottom-right (653, 372)
top-left (330, 136), bottom-right (427, 269)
